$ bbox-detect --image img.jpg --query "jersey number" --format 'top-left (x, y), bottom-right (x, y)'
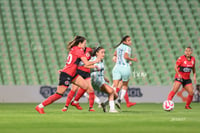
top-left (67, 54), bottom-right (72, 64)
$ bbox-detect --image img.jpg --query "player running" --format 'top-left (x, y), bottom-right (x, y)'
top-left (35, 36), bottom-right (100, 114)
top-left (89, 46), bottom-right (118, 113)
top-left (61, 47), bottom-right (100, 112)
top-left (112, 56), bottom-right (137, 107)
top-left (167, 46), bottom-right (196, 109)
top-left (112, 35), bottom-right (138, 108)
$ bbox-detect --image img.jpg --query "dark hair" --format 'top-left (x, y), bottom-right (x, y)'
top-left (186, 46), bottom-right (192, 50)
top-left (67, 36), bottom-right (86, 50)
top-left (92, 46), bottom-right (104, 56)
top-left (114, 35), bottom-right (130, 48)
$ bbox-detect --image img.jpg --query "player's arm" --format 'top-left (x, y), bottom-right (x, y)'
top-left (192, 62), bottom-right (196, 84)
top-left (84, 64), bottom-right (99, 70)
top-left (112, 51), bottom-right (117, 62)
top-left (81, 57), bottom-right (100, 66)
top-left (174, 64), bottom-right (182, 78)
top-left (124, 52), bottom-right (138, 62)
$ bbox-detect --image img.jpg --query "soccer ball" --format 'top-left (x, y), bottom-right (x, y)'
top-left (163, 100), bottom-right (174, 111)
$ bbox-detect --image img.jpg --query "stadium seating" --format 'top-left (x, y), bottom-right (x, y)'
top-left (0, 0), bottom-right (199, 85)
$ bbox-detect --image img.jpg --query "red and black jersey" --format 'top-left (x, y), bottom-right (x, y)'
top-left (175, 55), bottom-right (195, 80)
top-left (61, 46), bottom-right (84, 77)
top-left (78, 47), bottom-right (92, 73)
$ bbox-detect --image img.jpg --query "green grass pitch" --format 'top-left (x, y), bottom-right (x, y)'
top-left (0, 103), bottom-right (199, 133)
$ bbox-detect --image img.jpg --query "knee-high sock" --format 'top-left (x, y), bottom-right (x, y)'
top-left (109, 100), bottom-right (115, 110)
top-left (124, 90), bottom-right (130, 103)
top-left (116, 88), bottom-right (120, 93)
top-left (94, 96), bottom-right (101, 104)
top-left (89, 92), bottom-right (95, 108)
top-left (42, 93), bottom-right (62, 107)
top-left (120, 89), bottom-right (126, 100)
top-left (65, 90), bottom-right (75, 107)
top-left (167, 91), bottom-right (175, 100)
top-left (186, 95), bottom-right (193, 106)
top-left (74, 88), bottom-right (86, 102)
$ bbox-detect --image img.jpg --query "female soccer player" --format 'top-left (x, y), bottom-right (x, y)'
top-left (35, 36), bottom-right (100, 114)
top-left (62, 47), bottom-right (100, 112)
top-left (112, 35), bottom-right (138, 108)
top-left (112, 56), bottom-right (136, 107)
top-left (167, 46), bottom-right (196, 109)
top-left (89, 46), bottom-right (118, 113)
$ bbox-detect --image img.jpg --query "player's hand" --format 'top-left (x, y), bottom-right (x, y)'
top-left (58, 69), bottom-right (62, 74)
top-left (112, 56), bottom-right (117, 63)
top-left (194, 76), bottom-right (196, 84)
top-left (178, 73), bottom-right (182, 79)
top-left (104, 77), bottom-right (110, 83)
top-left (132, 57), bottom-right (138, 62)
top-left (94, 65), bottom-right (100, 71)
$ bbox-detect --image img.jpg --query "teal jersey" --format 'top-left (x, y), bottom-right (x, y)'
top-left (90, 56), bottom-right (105, 78)
top-left (116, 43), bottom-right (131, 67)
top-left (90, 56), bottom-right (107, 89)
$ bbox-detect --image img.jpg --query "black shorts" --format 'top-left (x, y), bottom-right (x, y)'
top-left (175, 78), bottom-right (192, 87)
top-left (76, 69), bottom-right (90, 79)
top-left (58, 72), bottom-right (78, 87)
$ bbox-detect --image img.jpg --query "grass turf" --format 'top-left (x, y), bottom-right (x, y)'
top-left (0, 103), bottom-right (199, 133)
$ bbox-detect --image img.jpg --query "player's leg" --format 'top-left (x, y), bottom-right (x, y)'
top-left (35, 86), bottom-right (67, 114)
top-left (86, 79), bottom-right (95, 111)
top-left (167, 81), bottom-right (182, 100)
top-left (62, 84), bottom-right (79, 111)
top-left (184, 81), bottom-right (194, 109)
top-left (101, 84), bottom-right (118, 113)
top-left (35, 72), bottom-right (71, 114)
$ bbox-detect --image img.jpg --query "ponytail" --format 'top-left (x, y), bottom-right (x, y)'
top-left (114, 35), bottom-right (130, 48)
top-left (67, 36), bottom-right (86, 51)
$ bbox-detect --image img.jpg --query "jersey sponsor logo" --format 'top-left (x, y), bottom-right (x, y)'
top-left (64, 81), bottom-right (70, 86)
top-left (86, 52), bottom-right (90, 57)
top-left (179, 67), bottom-right (192, 73)
top-left (182, 67), bottom-right (192, 72)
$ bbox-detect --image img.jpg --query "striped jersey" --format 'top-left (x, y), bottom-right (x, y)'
top-left (90, 56), bottom-right (105, 79)
top-left (116, 43), bottom-right (131, 67)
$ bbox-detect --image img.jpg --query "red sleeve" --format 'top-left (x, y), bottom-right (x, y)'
top-left (176, 56), bottom-right (183, 66)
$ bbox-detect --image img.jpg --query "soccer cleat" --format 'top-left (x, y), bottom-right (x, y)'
top-left (71, 101), bottom-right (83, 110)
top-left (185, 106), bottom-right (192, 109)
top-left (101, 103), bottom-right (107, 112)
top-left (126, 102), bottom-right (136, 108)
top-left (89, 107), bottom-right (95, 112)
top-left (35, 105), bottom-right (45, 114)
top-left (115, 99), bottom-right (121, 109)
top-left (62, 106), bottom-right (68, 112)
top-left (109, 109), bottom-right (118, 113)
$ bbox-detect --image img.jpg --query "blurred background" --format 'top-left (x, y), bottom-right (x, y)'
top-left (0, 0), bottom-right (200, 102)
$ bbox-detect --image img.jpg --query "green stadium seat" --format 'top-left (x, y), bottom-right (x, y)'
top-left (0, 0), bottom-right (200, 85)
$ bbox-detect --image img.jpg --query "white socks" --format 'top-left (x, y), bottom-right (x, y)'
top-left (109, 100), bottom-right (115, 110)
top-left (120, 89), bottom-right (126, 100)
top-left (94, 96), bottom-right (101, 105)
top-left (83, 92), bottom-right (89, 98)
